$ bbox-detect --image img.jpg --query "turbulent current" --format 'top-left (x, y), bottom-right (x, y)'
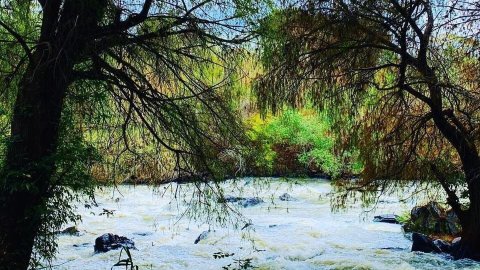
top-left (52, 178), bottom-right (480, 269)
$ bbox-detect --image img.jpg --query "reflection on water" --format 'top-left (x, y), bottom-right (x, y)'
top-left (53, 178), bottom-right (480, 270)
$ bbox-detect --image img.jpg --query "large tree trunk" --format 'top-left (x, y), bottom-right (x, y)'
top-left (0, 43), bottom-right (71, 268)
top-left (0, 1), bottom-right (96, 267)
top-left (428, 79), bottom-right (480, 260)
top-left (452, 164), bottom-right (480, 260)
top-left (0, 0), bottom-right (108, 266)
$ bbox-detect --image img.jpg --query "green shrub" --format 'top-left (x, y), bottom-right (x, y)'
top-left (247, 109), bottom-right (344, 177)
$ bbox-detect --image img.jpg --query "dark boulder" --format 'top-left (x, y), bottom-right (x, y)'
top-left (411, 202), bottom-right (442, 220)
top-left (373, 214), bottom-right (400, 224)
top-left (411, 232), bottom-right (442, 253)
top-left (409, 234), bottom-right (480, 261)
top-left (433, 239), bottom-right (451, 253)
top-left (404, 202), bottom-right (460, 236)
top-left (445, 209), bottom-right (461, 236)
top-left (94, 233), bottom-right (135, 253)
top-left (451, 237), bottom-right (461, 250)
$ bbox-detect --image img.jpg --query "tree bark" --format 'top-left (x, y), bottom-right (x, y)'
top-left (424, 64), bottom-right (480, 260)
top-left (0, 42), bottom-right (71, 268)
top-left (0, 0), bottom-right (100, 267)
top-left (452, 165), bottom-right (480, 260)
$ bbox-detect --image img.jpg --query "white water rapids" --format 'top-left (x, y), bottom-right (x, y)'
top-left (52, 178), bottom-right (480, 269)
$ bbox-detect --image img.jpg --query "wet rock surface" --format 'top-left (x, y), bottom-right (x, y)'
top-left (58, 226), bottom-right (81, 236)
top-left (404, 202), bottom-right (460, 236)
top-left (433, 239), bottom-right (451, 253)
top-left (133, 232), bottom-right (152, 237)
top-left (220, 195), bottom-right (264, 207)
top-left (373, 214), bottom-right (399, 224)
top-left (73, 243), bottom-right (91, 248)
top-left (410, 233), bottom-right (480, 262)
top-left (94, 233), bottom-right (135, 253)
top-left (279, 193), bottom-right (295, 201)
top-left (411, 232), bottom-right (442, 253)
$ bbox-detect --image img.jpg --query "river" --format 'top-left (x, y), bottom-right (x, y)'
top-left (52, 178), bottom-right (480, 269)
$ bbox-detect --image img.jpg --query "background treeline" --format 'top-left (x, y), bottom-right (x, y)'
top-left (79, 52), bottom-right (362, 183)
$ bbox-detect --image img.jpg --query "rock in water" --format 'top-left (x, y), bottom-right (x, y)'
top-left (220, 195), bottom-right (264, 208)
top-left (221, 195), bottom-right (242, 203)
top-left (445, 209), bottom-right (461, 236)
top-left (133, 232), bottom-right (152, 237)
top-left (451, 237), bottom-right (461, 246)
top-left (58, 226), bottom-right (80, 236)
top-left (279, 193), bottom-right (295, 201)
top-left (405, 202), bottom-right (460, 236)
top-left (433, 239), bottom-right (451, 253)
top-left (411, 232), bottom-right (441, 253)
top-left (373, 214), bottom-right (399, 224)
top-left (194, 230), bottom-right (210, 244)
top-left (94, 233), bottom-right (135, 253)
top-left (239, 197), bottom-right (263, 207)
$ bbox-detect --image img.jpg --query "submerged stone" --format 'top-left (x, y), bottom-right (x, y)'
top-left (133, 232), bottom-right (152, 236)
top-left (379, 247), bottom-right (406, 251)
top-left (279, 193), bottom-right (295, 201)
top-left (58, 226), bottom-right (81, 236)
top-left (194, 230), bottom-right (210, 244)
top-left (73, 243), bottom-right (90, 248)
top-left (240, 197), bottom-right (264, 207)
top-left (220, 195), bottom-right (264, 208)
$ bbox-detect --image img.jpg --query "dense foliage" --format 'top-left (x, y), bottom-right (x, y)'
top-left (246, 109), bottom-right (360, 177)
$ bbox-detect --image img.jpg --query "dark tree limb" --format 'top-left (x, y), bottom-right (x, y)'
top-left (430, 163), bottom-right (467, 225)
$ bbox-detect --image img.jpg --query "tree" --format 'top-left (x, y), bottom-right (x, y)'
top-left (0, 0), bottom-right (250, 268)
top-left (256, 0), bottom-right (480, 260)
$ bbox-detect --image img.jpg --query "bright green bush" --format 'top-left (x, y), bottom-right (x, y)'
top-left (247, 109), bottom-right (344, 177)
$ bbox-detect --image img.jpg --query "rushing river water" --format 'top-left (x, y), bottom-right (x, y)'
top-left (53, 178), bottom-right (480, 270)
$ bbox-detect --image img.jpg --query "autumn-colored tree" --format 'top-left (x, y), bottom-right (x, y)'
top-left (256, 0), bottom-right (480, 260)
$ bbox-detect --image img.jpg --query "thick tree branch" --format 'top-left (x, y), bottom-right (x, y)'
top-left (430, 163), bottom-right (467, 224)
top-left (0, 20), bottom-right (33, 62)
top-left (100, 0), bottom-right (153, 34)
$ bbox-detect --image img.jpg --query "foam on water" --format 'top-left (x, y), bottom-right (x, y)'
top-left (52, 178), bottom-right (480, 270)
